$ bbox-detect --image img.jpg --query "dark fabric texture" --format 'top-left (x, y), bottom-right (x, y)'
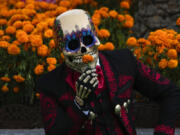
top-left (36, 48), bottom-right (180, 135)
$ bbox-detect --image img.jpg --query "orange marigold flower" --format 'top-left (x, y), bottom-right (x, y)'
top-left (99, 7), bottom-right (109, 12)
top-left (137, 38), bottom-right (147, 44)
top-left (98, 44), bottom-right (105, 51)
top-left (0, 19), bottom-right (7, 25)
top-left (16, 30), bottom-right (29, 43)
top-left (124, 14), bottom-right (134, 22)
top-left (13, 75), bottom-right (25, 83)
top-left (0, 77), bottom-right (11, 82)
top-left (176, 44), bottom-right (180, 52)
top-left (0, 30), bottom-right (4, 36)
top-left (176, 34), bottom-right (180, 42)
top-left (47, 64), bottom-right (56, 72)
top-left (34, 64), bottom-right (44, 75)
top-left (82, 54), bottom-right (94, 63)
top-left (171, 39), bottom-right (179, 46)
top-left (7, 44), bottom-right (21, 55)
top-left (167, 49), bottom-right (178, 59)
top-left (49, 39), bottom-right (56, 48)
top-left (176, 17), bottom-right (180, 26)
top-left (0, 41), bottom-right (10, 48)
top-left (36, 92), bottom-right (40, 99)
top-left (98, 29), bottom-right (110, 38)
top-left (23, 23), bottom-right (34, 33)
top-left (55, 6), bottom-right (67, 15)
top-left (13, 87), bottom-right (19, 93)
top-left (15, 1), bottom-right (25, 8)
top-left (46, 57), bottom-right (57, 65)
top-left (0, 10), bottom-right (11, 18)
top-left (104, 42), bottom-right (115, 50)
top-left (1, 35), bottom-right (11, 41)
top-left (123, 20), bottom-right (134, 28)
top-left (98, 42), bottom-right (115, 51)
top-left (5, 26), bottom-right (16, 35)
top-left (29, 34), bottom-right (43, 47)
top-left (126, 37), bottom-right (138, 47)
top-left (59, 0), bottom-right (71, 8)
top-left (44, 29), bottom-right (53, 38)
top-left (47, 18), bottom-right (55, 28)
top-left (109, 10), bottom-right (118, 18)
top-left (32, 19), bottom-right (39, 26)
top-left (158, 59), bottom-right (168, 69)
top-left (13, 21), bottom-right (23, 29)
top-left (99, 10), bottom-right (109, 18)
top-left (120, 1), bottom-right (130, 9)
top-left (117, 14), bottom-right (125, 22)
top-left (37, 45), bottom-right (48, 57)
top-left (25, 4), bottom-right (35, 9)
top-left (1, 85), bottom-right (9, 93)
top-left (22, 21), bottom-right (31, 26)
top-left (168, 59), bottom-right (178, 69)
top-left (36, 22), bottom-right (48, 32)
top-left (92, 17), bottom-right (101, 26)
top-left (134, 48), bottom-right (141, 59)
top-left (12, 40), bottom-right (20, 46)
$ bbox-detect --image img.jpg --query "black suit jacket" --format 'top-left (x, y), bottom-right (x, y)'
top-left (36, 48), bottom-right (180, 135)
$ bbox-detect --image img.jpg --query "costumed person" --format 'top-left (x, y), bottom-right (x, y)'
top-left (36, 9), bottom-right (180, 135)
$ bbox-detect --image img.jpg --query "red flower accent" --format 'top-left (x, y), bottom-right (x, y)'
top-left (155, 124), bottom-right (175, 135)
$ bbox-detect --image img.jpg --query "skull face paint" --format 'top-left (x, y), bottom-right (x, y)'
top-left (54, 9), bottom-right (100, 73)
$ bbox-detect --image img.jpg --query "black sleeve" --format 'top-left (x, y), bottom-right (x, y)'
top-left (128, 49), bottom-right (180, 135)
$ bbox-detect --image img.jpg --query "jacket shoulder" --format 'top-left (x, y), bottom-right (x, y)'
top-left (100, 48), bottom-right (134, 64)
top-left (100, 48), bottom-right (132, 57)
top-left (36, 63), bottom-right (67, 96)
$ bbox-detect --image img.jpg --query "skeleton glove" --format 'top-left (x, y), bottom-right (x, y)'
top-left (75, 68), bottom-right (98, 107)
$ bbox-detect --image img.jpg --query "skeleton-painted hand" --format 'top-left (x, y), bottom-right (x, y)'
top-left (75, 68), bottom-right (98, 107)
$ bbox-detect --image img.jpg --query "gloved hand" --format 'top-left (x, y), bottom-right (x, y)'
top-left (75, 68), bottom-right (98, 107)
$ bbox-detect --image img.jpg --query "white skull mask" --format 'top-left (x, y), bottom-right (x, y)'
top-left (54, 9), bottom-right (100, 73)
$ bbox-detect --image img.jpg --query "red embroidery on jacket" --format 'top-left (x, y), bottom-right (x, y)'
top-left (137, 60), bottom-right (170, 85)
top-left (40, 93), bottom-right (57, 132)
top-left (155, 125), bottom-right (175, 135)
top-left (58, 92), bottom-right (73, 102)
top-left (99, 53), bottom-right (118, 99)
top-left (118, 75), bottom-right (134, 98)
top-left (121, 107), bottom-right (134, 135)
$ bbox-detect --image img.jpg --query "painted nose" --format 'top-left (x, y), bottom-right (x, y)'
top-left (81, 46), bottom-right (87, 53)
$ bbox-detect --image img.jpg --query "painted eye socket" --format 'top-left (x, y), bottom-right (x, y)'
top-left (66, 39), bottom-right (80, 52)
top-left (82, 35), bottom-right (95, 47)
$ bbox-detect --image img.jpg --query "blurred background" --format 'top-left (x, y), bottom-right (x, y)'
top-left (0, 0), bottom-right (180, 134)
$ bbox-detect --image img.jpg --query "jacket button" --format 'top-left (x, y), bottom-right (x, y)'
top-left (123, 102), bottom-right (128, 113)
top-left (127, 99), bottom-right (131, 104)
top-left (115, 104), bottom-right (121, 116)
top-left (123, 102), bottom-right (128, 108)
top-left (89, 111), bottom-right (96, 120)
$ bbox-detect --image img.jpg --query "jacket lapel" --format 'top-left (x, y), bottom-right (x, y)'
top-left (99, 52), bottom-right (135, 135)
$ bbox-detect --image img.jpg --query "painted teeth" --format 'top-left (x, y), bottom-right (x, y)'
top-left (73, 59), bottom-right (82, 63)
